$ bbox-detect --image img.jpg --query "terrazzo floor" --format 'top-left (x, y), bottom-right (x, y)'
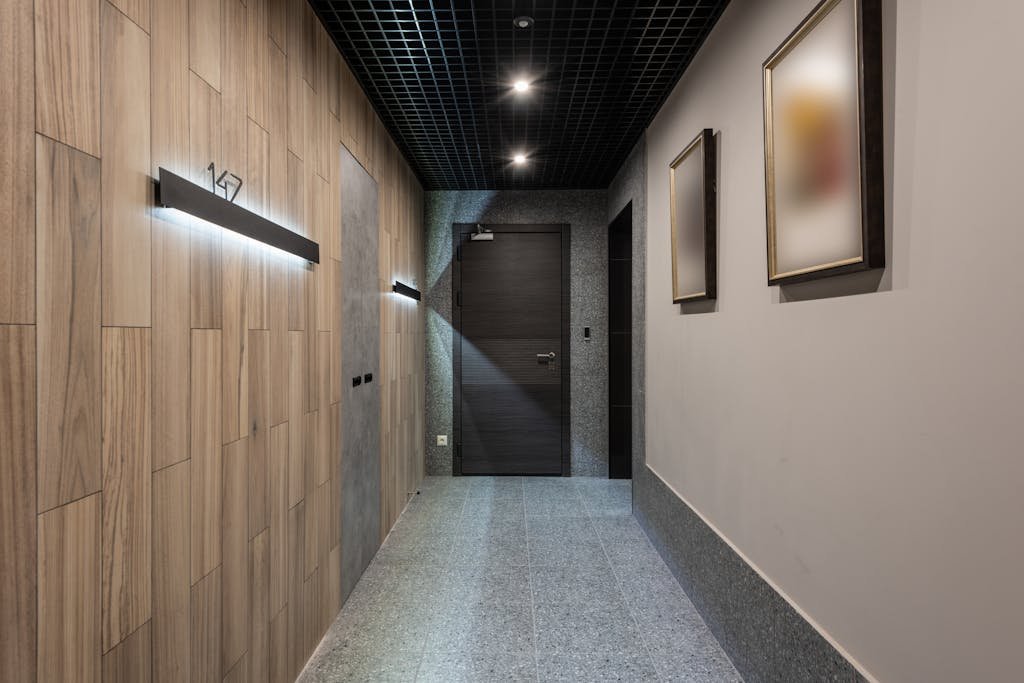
top-left (297, 476), bottom-right (743, 682)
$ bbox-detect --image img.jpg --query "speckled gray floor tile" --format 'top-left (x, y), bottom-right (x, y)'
top-left (537, 652), bottom-right (660, 682)
top-left (418, 651), bottom-right (538, 682)
top-left (297, 476), bottom-right (742, 682)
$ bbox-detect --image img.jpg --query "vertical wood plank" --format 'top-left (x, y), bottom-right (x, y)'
top-left (36, 135), bottom-right (102, 512)
top-left (150, 0), bottom-right (190, 470)
top-left (287, 66), bottom-right (309, 161)
top-left (302, 409), bottom-right (319, 500)
top-left (220, 436), bottom-right (250, 675)
top-left (246, 119), bottom-right (270, 331)
top-left (286, 500), bottom-right (305, 678)
top-left (299, 2), bottom-right (317, 90)
top-left (189, 74), bottom-right (224, 329)
top-left (190, 566), bottom-right (221, 683)
top-left (101, 620), bottom-right (152, 683)
top-left (222, 235), bottom-right (249, 444)
top-left (329, 404), bottom-right (341, 549)
top-left (220, 0), bottom-right (248, 204)
top-left (250, 529), bottom-right (270, 683)
top-left (152, 460), bottom-right (190, 683)
top-left (189, 0), bottom-right (221, 91)
top-left (303, 447), bottom-right (320, 577)
top-left (267, 0), bottom-right (285, 51)
top-left (268, 607), bottom-right (288, 683)
top-left (287, 153), bottom-right (307, 332)
top-left (221, 232), bottom-right (248, 446)
top-left (0, 0), bottom-right (35, 324)
top-left (287, 330), bottom-right (306, 508)
top-left (268, 423), bottom-right (288, 615)
top-left (38, 493), bottom-right (101, 683)
top-left (102, 327), bottom-right (152, 651)
top-left (247, 0), bottom-right (271, 129)
top-left (0, 325), bottom-right (36, 682)
top-left (327, 545), bottom-right (341, 622)
top-left (34, 0), bottom-right (101, 155)
top-left (317, 383), bottom-right (331, 488)
top-left (190, 329), bottom-right (222, 583)
top-left (301, 569), bottom-right (318, 666)
top-left (101, 3), bottom-right (152, 327)
top-left (248, 330), bottom-right (270, 536)
top-left (150, 0), bottom-right (188, 177)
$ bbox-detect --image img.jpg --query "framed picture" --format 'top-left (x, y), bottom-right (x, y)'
top-left (763, 0), bottom-right (884, 285)
top-left (670, 129), bottom-right (717, 302)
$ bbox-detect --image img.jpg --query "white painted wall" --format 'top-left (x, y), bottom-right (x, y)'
top-left (644, 1), bottom-right (1024, 681)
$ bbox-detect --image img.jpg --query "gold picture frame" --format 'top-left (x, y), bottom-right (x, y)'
top-left (763, 0), bottom-right (884, 285)
top-left (669, 129), bottom-right (717, 303)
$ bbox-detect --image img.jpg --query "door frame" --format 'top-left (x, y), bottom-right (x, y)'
top-left (451, 223), bottom-right (571, 476)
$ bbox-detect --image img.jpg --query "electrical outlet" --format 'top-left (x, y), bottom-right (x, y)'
top-left (436, 435), bottom-right (448, 446)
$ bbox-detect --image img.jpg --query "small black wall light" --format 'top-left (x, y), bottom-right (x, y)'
top-left (392, 280), bottom-right (422, 301)
top-left (155, 167), bottom-right (320, 263)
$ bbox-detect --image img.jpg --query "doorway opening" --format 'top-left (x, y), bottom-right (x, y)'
top-left (608, 204), bottom-right (632, 479)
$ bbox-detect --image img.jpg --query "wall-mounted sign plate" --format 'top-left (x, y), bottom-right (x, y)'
top-left (155, 167), bottom-right (320, 263)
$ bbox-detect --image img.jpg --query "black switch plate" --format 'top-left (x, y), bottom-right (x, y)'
top-left (352, 376), bottom-right (362, 387)
top-left (584, 326), bottom-right (591, 341)
top-left (363, 373), bottom-right (373, 383)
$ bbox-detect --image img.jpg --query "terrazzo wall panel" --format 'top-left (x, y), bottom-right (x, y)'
top-left (424, 190), bottom-right (608, 476)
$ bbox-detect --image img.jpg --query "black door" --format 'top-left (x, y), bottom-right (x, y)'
top-left (453, 224), bottom-right (570, 475)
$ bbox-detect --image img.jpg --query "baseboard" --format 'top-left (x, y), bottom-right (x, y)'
top-left (634, 464), bottom-right (872, 683)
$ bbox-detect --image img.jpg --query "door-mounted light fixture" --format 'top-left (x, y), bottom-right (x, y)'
top-left (155, 167), bottom-right (320, 263)
top-left (392, 281), bottom-right (422, 301)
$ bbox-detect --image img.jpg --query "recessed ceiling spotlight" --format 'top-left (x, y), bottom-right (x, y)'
top-left (513, 80), bottom-right (529, 92)
top-left (513, 15), bottom-right (534, 29)
top-left (513, 154), bottom-right (527, 165)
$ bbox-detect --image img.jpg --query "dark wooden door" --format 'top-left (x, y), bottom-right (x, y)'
top-left (453, 224), bottom-right (570, 475)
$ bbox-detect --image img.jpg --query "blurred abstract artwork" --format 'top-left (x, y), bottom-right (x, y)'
top-left (670, 129), bottom-right (717, 302)
top-left (763, 0), bottom-right (885, 285)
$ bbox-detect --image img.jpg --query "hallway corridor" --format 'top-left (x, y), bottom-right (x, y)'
top-left (298, 477), bottom-right (741, 682)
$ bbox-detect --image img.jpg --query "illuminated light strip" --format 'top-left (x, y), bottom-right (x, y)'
top-left (155, 167), bottom-right (320, 263)
top-left (392, 281), bottom-right (422, 301)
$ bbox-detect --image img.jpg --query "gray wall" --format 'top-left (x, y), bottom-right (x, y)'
top-left (638, 1), bottom-right (1024, 681)
top-left (424, 190), bottom-right (608, 476)
top-left (339, 146), bottom-right (381, 602)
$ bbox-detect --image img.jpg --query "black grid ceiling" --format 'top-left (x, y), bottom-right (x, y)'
top-left (311, 1), bottom-right (730, 190)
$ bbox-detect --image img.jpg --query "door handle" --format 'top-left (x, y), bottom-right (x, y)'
top-left (536, 352), bottom-right (556, 362)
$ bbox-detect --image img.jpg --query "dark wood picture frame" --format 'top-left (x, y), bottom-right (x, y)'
top-left (762, 0), bottom-right (884, 286)
top-left (450, 223), bottom-right (572, 477)
top-left (669, 129), bottom-right (717, 302)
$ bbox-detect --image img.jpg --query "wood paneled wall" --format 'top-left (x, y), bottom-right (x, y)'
top-left (0, 0), bottom-right (425, 680)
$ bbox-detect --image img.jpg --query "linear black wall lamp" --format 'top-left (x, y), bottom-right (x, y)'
top-left (155, 167), bottom-right (320, 263)
top-left (392, 280), bottom-right (422, 301)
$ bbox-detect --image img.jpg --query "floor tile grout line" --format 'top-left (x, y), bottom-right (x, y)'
top-left (524, 478), bottom-right (542, 682)
top-left (580, 478), bottom-right (666, 682)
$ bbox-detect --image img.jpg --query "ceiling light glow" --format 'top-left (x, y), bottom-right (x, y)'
top-left (513, 154), bottom-right (526, 165)
top-left (514, 80), bottom-right (529, 92)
